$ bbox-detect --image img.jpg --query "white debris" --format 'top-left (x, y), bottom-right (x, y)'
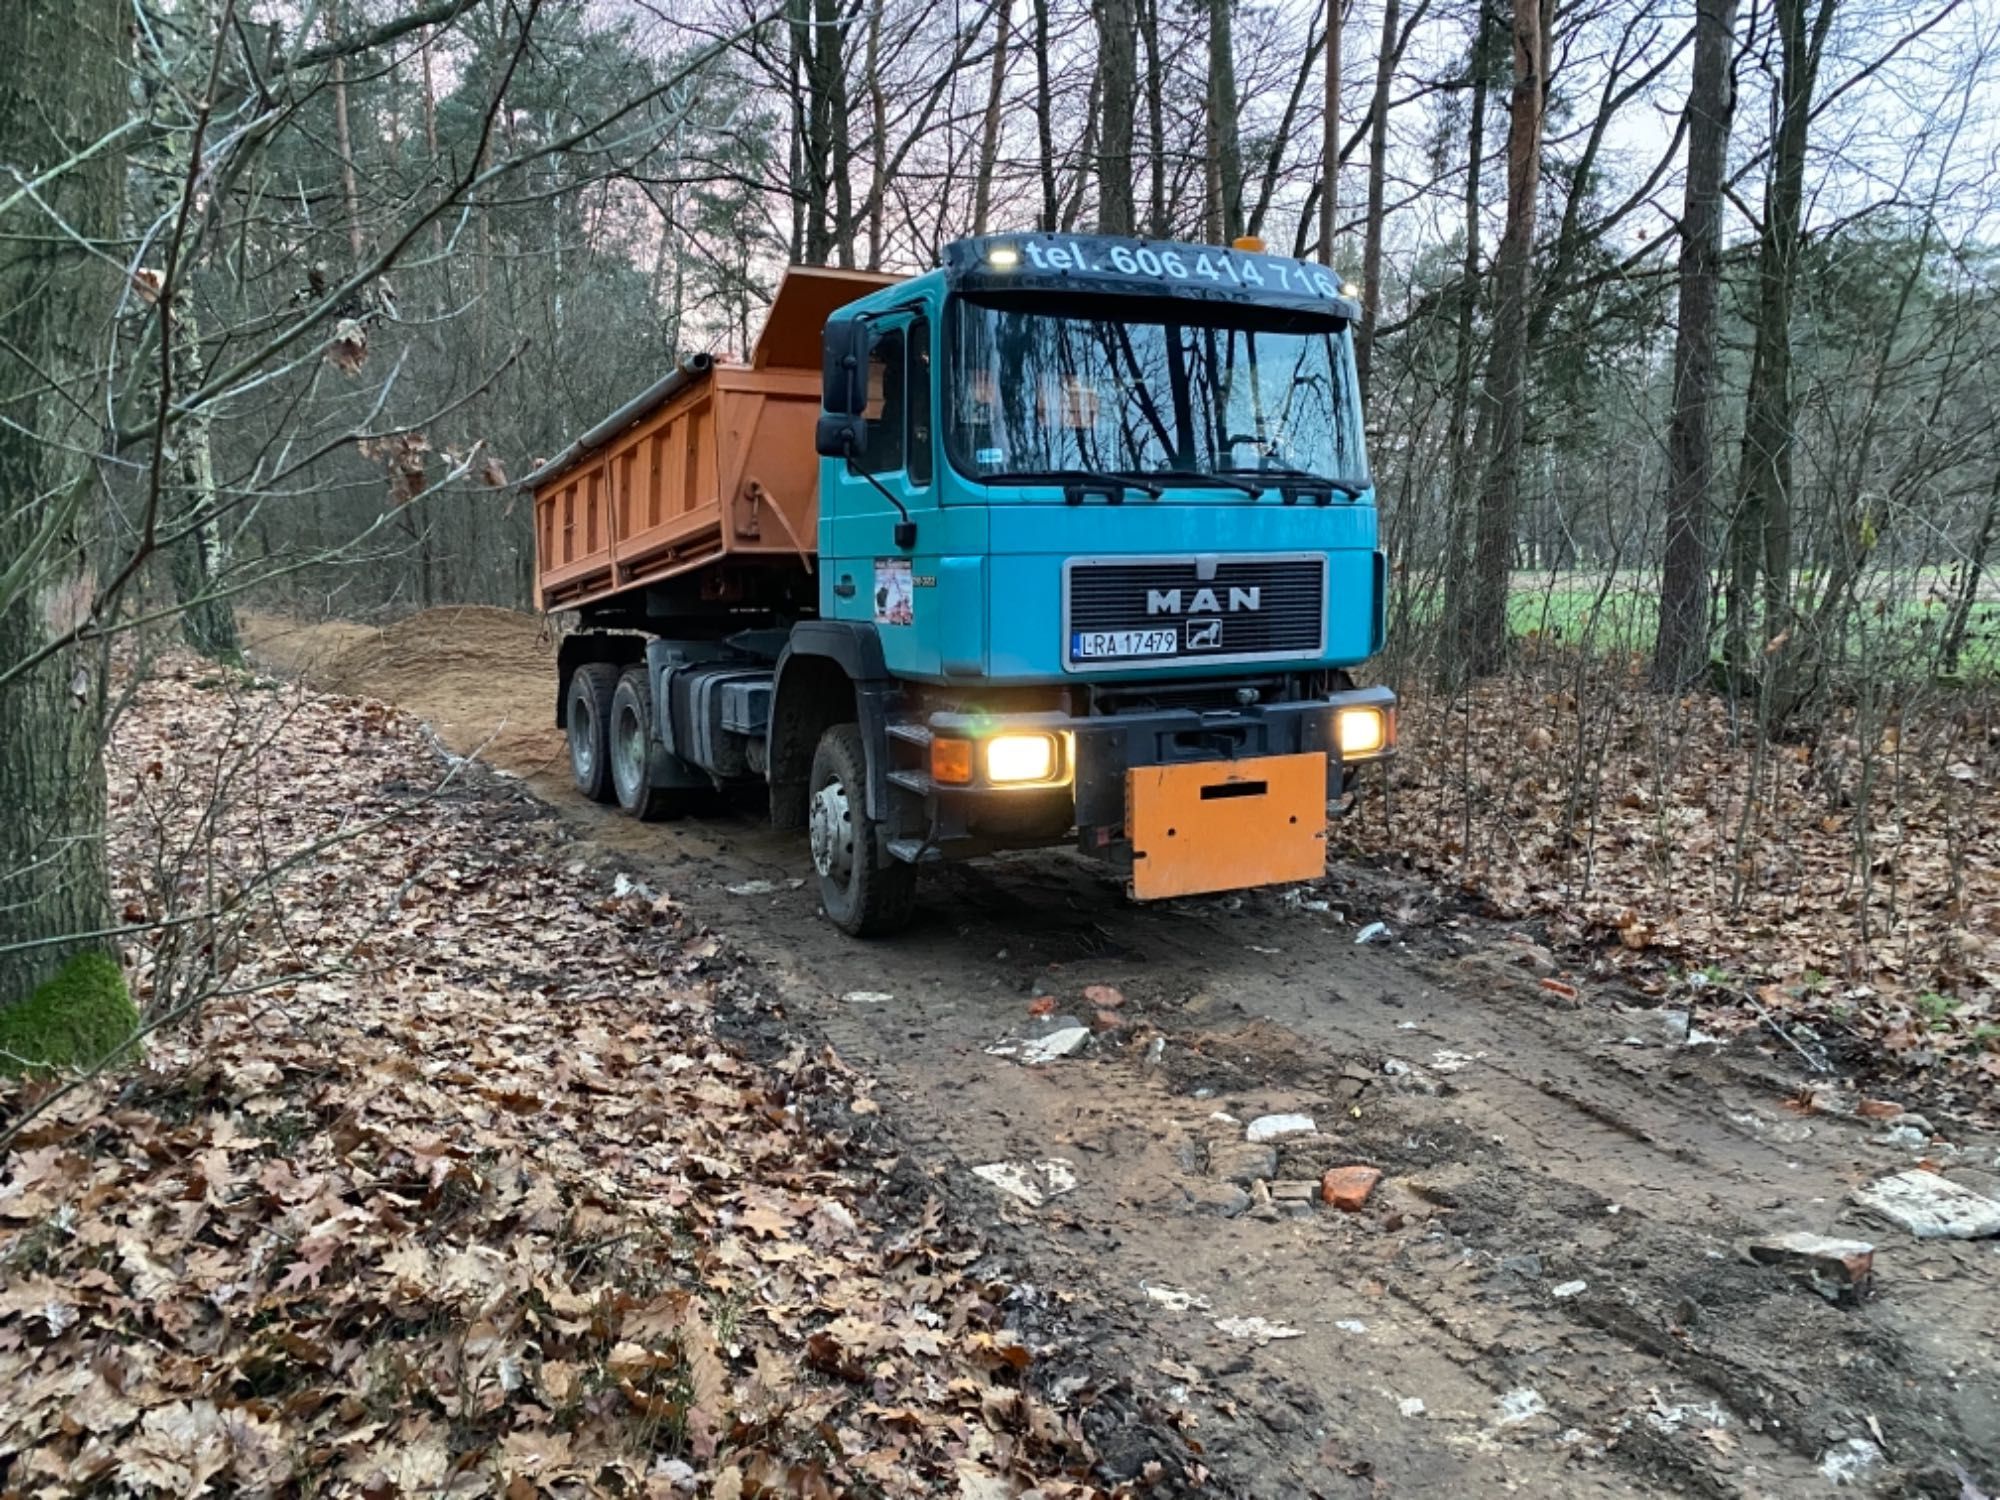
top-left (1354, 921), bottom-right (1391, 945)
top-left (1398, 1397), bottom-right (1427, 1418)
top-left (1819, 1437), bottom-right (1884, 1486)
top-left (845, 990), bottom-right (894, 1005)
top-left (612, 872), bottom-right (652, 899)
top-left (1852, 1170), bottom-right (2000, 1239)
top-left (1335, 1319), bottom-right (1369, 1334)
top-left (1142, 1283), bottom-right (1212, 1313)
top-left (1208, 1110), bottom-right (1239, 1124)
top-left (1496, 1388), bottom-right (1548, 1426)
top-left (726, 879), bottom-right (778, 896)
top-left (1017, 1026), bottom-right (1091, 1065)
top-left (1878, 1124), bottom-right (1929, 1150)
top-left (1213, 1315), bottom-right (1304, 1342)
top-left (973, 1159), bottom-right (1078, 1208)
top-left (1551, 1279), bottom-right (1588, 1299)
top-left (1430, 1049), bottom-right (1479, 1074)
top-left (1382, 1058), bottom-right (1413, 1076)
top-left (1245, 1113), bottom-right (1317, 1143)
top-left (652, 1457), bottom-right (698, 1492)
top-left (1646, 1399), bottom-right (1729, 1433)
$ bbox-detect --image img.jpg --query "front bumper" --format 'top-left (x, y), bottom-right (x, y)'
top-left (901, 686), bottom-right (1396, 887)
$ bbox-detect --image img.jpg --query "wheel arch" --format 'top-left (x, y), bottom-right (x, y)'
top-left (768, 622), bottom-right (893, 830)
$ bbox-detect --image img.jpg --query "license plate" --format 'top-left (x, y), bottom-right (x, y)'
top-left (1073, 628), bottom-right (1178, 660)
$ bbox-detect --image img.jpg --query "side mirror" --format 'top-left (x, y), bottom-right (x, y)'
top-left (821, 317), bottom-right (870, 414)
top-left (817, 317), bottom-right (871, 458)
top-left (815, 411), bottom-right (865, 458)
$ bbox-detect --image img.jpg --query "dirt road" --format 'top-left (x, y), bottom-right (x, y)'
top-left (245, 608), bottom-right (2000, 1498)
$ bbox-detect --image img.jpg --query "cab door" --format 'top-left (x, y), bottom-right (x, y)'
top-left (820, 311), bottom-right (940, 677)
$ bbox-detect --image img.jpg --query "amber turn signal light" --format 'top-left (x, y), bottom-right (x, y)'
top-left (931, 737), bottom-right (973, 785)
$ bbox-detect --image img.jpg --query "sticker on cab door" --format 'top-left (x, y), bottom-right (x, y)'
top-left (874, 558), bottom-right (914, 625)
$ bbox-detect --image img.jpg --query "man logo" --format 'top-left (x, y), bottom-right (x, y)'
top-left (1145, 586), bottom-right (1262, 615)
top-left (1185, 619), bottom-right (1223, 650)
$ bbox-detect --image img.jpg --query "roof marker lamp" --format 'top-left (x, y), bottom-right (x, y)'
top-left (987, 245), bottom-right (1021, 269)
top-left (1341, 281), bottom-right (1360, 298)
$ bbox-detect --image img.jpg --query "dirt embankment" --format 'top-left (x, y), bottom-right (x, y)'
top-left (243, 607), bottom-right (567, 790)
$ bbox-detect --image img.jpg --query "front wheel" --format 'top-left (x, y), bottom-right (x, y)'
top-left (808, 723), bottom-right (917, 937)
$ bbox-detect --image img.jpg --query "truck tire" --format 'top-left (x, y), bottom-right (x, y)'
top-left (610, 667), bottom-right (687, 820)
top-left (808, 723), bottom-right (917, 937)
top-left (567, 662), bottom-right (619, 804)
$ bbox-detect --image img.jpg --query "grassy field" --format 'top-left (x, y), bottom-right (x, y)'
top-left (1397, 574), bottom-right (2000, 676)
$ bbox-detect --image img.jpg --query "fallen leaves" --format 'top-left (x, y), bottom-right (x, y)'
top-left (0, 663), bottom-right (1137, 1495)
top-left (1336, 654), bottom-right (2000, 1105)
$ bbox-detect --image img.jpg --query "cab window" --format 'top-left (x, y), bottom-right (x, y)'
top-left (854, 327), bottom-right (906, 476)
top-left (907, 317), bottom-right (933, 487)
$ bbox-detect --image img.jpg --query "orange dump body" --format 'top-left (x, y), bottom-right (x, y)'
top-left (529, 266), bottom-right (897, 612)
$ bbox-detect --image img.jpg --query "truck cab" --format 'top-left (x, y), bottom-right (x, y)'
top-left (529, 232), bottom-right (1395, 935)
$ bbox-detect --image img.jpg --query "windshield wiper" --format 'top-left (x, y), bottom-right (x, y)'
top-left (1154, 470), bottom-right (1262, 496)
top-left (1217, 463), bottom-right (1371, 500)
top-left (982, 468), bottom-right (1165, 501)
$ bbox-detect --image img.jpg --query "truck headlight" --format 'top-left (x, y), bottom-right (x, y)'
top-left (987, 732), bottom-right (1059, 785)
top-left (1335, 706), bottom-right (1389, 758)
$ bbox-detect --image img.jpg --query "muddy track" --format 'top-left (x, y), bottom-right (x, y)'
top-left (246, 610), bottom-right (2000, 1498)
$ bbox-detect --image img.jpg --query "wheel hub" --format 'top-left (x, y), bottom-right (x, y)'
top-left (809, 779), bottom-right (854, 880)
top-left (571, 701), bottom-right (595, 776)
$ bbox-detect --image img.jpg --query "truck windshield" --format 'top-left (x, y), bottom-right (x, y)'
top-left (945, 296), bottom-right (1369, 492)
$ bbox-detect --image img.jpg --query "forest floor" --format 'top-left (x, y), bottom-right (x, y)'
top-left (70, 604), bottom-right (1996, 1497)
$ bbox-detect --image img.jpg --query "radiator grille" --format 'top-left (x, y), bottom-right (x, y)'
top-left (1064, 555), bottom-right (1326, 669)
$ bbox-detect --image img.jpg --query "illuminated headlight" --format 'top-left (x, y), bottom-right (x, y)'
top-left (987, 732), bottom-right (1059, 784)
top-left (1335, 706), bottom-right (1389, 758)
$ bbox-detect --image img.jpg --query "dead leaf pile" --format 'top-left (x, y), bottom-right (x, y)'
top-left (0, 667), bottom-right (1136, 1496)
top-left (1336, 658), bottom-right (2000, 1096)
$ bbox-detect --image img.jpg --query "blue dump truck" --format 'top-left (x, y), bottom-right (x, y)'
top-left (523, 232), bottom-right (1395, 935)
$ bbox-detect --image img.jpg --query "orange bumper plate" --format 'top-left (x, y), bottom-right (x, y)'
top-left (1126, 752), bottom-right (1329, 901)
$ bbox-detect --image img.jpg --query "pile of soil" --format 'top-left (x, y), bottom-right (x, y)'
top-left (243, 607), bottom-right (564, 783)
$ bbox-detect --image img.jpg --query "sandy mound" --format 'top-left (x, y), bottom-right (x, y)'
top-left (246, 606), bottom-right (565, 781)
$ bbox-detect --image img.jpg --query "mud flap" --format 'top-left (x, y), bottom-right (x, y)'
top-left (1126, 752), bottom-right (1328, 900)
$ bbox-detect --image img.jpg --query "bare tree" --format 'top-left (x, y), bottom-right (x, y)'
top-left (1654, 0), bottom-right (1740, 689)
top-left (1098, 0), bottom-right (1139, 233)
top-left (1454, 0), bottom-right (1550, 678)
top-left (0, 0), bottom-right (127, 1005)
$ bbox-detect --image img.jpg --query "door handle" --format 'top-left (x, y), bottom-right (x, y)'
top-left (834, 576), bottom-right (857, 599)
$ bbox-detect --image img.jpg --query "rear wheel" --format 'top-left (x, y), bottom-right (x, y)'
top-left (567, 663), bottom-right (619, 803)
top-left (808, 723), bottom-right (917, 937)
top-left (610, 667), bottom-right (687, 820)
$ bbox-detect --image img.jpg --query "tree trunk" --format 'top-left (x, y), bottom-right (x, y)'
top-left (1141, 0), bottom-right (1167, 234)
top-left (973, 0), bottom-right (1013, 234)
top-left (1097, 0), bottom-right (1138, 234)
top-left (165, 292), bottom-right (240, 661)
top-left (1032, 0), bottom-right (1059, 230)
top-left (1652, 0), bottom-right (1738, 690)
top-left (1206, 0), bottom-right (1244, 242)
top-left (1318, 0), bottom-right (1342, 265)
top-left (1725, 0), bottom-right (1835, 688)
top-left (328, 0), bottom-right (365, 266)
top-left (1456, 0), bottom-right (1548, 679)
top-left (0, 0), bottom-right (124, 1006)
top-left (1444, 2), bottom-right (1493, 514)
top-left (864, 0), bottom-right (887, 267)
top-left (1353, 0), bottom-right (1402, 400)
